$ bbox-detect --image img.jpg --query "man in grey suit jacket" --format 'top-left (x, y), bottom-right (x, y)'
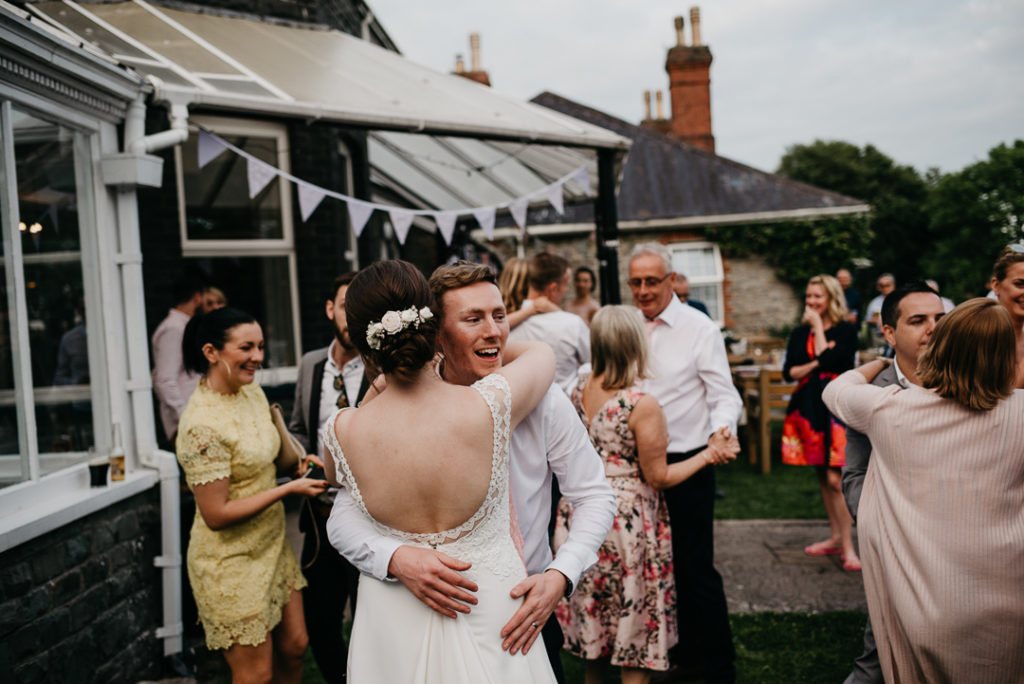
top-left (289, 272), bottom-right (369, 684)
top-left (841, 281), bottom-right (946, 684)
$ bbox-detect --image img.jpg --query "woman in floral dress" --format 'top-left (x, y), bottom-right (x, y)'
top-left (554, 306), bottom-right (738, 684)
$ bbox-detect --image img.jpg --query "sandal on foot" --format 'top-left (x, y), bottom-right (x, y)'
top-left (842, 556), bottom-right (862, 571)
top-left (804, 541), bottom-right (843, 556)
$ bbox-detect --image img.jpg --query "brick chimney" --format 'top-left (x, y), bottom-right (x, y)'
top-left (640, 89), bottom-right (671, 135)
top-left (453, 32), bottom-right (491, 86)
top-left (664, 8), bottom-right (714, 153)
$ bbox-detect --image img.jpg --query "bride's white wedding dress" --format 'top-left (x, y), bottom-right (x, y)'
top-left (324, 374), bottom-right (557, 683)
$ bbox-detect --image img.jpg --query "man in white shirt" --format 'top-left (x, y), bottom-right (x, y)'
top-left (628, 243), bottom-right (742, 684)
top-left (327, 261), bottom-right (615, 683)
top-left (151, 275), bottom-right (205, 446)
top-left (508, 252), bottom-right (590, 393)
top-left (289, 272), bottom-right (369, 684)
top-left (864, 273), bottom-right (896, 333)
top-left (840, 281), bottom-right (945, 684)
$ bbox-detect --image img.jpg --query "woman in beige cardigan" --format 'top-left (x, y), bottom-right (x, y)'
top-left (823, 298), bottom-right (1024, 683)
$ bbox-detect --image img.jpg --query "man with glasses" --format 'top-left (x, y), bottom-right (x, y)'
top-left (289, 271), bottom-right (370, 684)
top-left (628, 243), bottom-right (742, 684)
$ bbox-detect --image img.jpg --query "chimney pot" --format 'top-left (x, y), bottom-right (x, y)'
top-left (454, 54), bottom-right (465, 73)
top-left (690, 7), bottom-right (702, 47)
top-left (655, 90), bottom-right (665, 119)
top-left (470, 32), bottom-right (481, 72)
top-left (643, 90), bottom-right (652, 120)
top-left (673, 16), bottom-right (686, 46)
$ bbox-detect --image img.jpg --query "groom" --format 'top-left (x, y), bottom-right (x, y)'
top-left (327, 261), bottom-right (615, 682)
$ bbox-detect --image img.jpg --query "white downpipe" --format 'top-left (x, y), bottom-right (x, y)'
top-left (119, 86), bottom-right (189, 657)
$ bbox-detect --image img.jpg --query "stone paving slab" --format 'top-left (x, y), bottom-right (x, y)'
top-left (715, 519), bottom-right (867, 614)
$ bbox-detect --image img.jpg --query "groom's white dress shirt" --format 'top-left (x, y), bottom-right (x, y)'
top-left (326, 384), bottom-right (616, 590)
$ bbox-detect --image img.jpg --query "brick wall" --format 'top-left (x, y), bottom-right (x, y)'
top-left (0, 488), bottom-right (164, 683)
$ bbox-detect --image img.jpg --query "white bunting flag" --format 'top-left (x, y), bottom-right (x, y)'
top-left (545, 181), bottom-right (565, 215)
top-left (508, 197), bottom-right (529, 234)
top-left (246, 157), bottom-right (278, 199)
top-left (197, 130), bottom-right (228, 169)
top-left (347, 199), bottom-right (375, 237)
top-left (472, 206), bottom-right (496, 240)
top-left (388, 208), bottom-right (415, 245)
top-left (297, 182), bottom-right (327, 222)
top-left (433, 211), bottom-right (458, 245)
top-left (571, 165), bottom-right (591, 197)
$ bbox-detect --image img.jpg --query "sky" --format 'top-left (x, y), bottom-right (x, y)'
top-left (366, 0), bottom-right (1023, 175)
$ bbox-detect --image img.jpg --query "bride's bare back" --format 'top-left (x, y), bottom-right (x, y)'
top-left (334, 372), bottom-right (499, 534)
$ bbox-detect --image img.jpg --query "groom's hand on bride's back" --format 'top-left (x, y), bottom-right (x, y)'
top-left (388, 546), bottom-right (478, 619)
top-left (500, 569), bottom-right (568, 655)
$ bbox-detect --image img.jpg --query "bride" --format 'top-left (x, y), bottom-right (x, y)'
top-left (323, 259), bottom-right (558, 683)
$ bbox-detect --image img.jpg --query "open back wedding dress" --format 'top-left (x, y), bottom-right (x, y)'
top-left (325, 373), bottom-right (557, 683)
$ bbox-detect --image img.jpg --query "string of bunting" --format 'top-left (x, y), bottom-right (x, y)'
top-left (196, 128), bottom-right (591, 246)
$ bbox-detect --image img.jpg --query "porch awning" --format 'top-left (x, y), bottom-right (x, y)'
top-left (28, 1), bottom-right (630, 150)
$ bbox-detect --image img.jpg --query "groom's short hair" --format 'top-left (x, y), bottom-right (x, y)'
top-left (429, 261), bottom-right (497, 320)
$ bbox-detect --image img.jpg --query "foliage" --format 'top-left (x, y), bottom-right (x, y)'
top-left (776, 140), bottom-right (934, 290)
top-left (920, 141), bottom-right (1024, 300)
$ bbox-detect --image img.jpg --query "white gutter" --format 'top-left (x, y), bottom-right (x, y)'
top-left (105, 80), bottom-right (190, 658)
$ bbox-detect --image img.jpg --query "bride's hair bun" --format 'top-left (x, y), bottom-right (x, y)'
top-left (347, 260), bottom-right (438, 383)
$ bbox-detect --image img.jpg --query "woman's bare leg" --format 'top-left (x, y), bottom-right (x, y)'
top-left (806, 466), bottom-right (842, 552)
top-left (621, 666), bottom-right (652, 684)
top-left (222, 639), bottom-right (273, 684)
top-left (272, 590), bottom-right (308, 684)
top-left (584, 657), bottom-right (610, 684)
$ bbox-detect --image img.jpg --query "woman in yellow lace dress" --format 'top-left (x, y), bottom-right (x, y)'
top-left (177, 307), bottom-right (327, 682)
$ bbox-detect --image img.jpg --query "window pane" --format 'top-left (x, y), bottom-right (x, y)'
top-left (0, 163), bottom-right (17, 484)
top-left (671, 246), bottom-right (717, 279)
top-left (691, 284), bottom-right (722, 322)
top-left (181, 133), bottom-right (284, 240)
top-left (185, 256), bottom-right (296, 367)
top-left (14, 110), bottom-right (94, 469)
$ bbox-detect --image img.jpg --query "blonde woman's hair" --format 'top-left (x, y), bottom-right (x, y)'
top-left (917, 298), bottom-right (1015, 411)
top-left (808, 274), bottom-right (849, 325)
top-left (590, 305), bottom-right (649, 390)
top-left (497, 257), bottom-right (530, 313)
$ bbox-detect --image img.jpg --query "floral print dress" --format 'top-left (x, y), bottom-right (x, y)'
top-left (553, 376), bottom-right (678, 671)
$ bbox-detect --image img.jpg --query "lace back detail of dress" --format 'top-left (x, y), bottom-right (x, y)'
top-left (323, 374), bottom-right (522, 577)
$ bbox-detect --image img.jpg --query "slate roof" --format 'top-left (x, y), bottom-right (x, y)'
top-left (529, 91), bottom-right (867, 225)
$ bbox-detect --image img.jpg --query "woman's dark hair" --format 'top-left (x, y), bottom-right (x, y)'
top-left (575, 266), bottom-right (597, 292)
top-left (181, 307), bottom-right (258, 374)
top-left (347, 260), bottom-right (437, 383)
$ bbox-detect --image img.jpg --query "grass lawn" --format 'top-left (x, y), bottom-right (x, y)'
top-left (715, 421), bottom-right (827, 520)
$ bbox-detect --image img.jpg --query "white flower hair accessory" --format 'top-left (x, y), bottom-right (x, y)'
top-left (366, 306), bottom-right (433, 350)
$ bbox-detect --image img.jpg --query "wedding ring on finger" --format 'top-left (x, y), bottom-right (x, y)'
top-left (530, 621), bottom-right (538, 629)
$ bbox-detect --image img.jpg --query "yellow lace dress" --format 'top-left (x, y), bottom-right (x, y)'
top-left (176, 379), bottom-right (306, 650)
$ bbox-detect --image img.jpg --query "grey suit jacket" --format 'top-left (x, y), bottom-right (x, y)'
top-left (841, 363), bottom-right (899, 520)
top-left (289, 346), bottom-right (330, 455)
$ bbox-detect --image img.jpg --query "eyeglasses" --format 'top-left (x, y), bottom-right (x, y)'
top-left (627, 274), bottom-right (671, 289)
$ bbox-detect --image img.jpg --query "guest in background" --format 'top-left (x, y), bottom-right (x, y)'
top-left (989, 243), bottom-right (1024, 387)
top-left (836, 268), bottom-right (861, 324)
top-left (781, 274), bottom-right (860, 571)
top-left (673, 274), bottom-right (709, 317)
top-left (152, 274), bottom-right (205, 447)
top-left (824, 299), bottom-right (1024, 683)
top-left (202, 286), bottom-right (228, 312)
top-left (566, 266), bottom-right (600, 324)
top-left (555, 305), bottom-right (738, 684)
top-left (863, 274), bottom-right (895, 349)
top-left (288, 273), bottom-right (369, 684)
top-left (177, 307), bottom-right (326, 683)
top-left (923, 279), bottom-right (954, 313)
top-left (500, 256), bottom-right (558, 329)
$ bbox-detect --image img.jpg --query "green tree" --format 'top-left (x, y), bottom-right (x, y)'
top-left (775, 140), bottom-right (933, 289)
top-left (921, 141), bottom-right (1024, 301)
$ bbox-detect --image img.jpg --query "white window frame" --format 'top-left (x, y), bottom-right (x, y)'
top-left (667, 240), bottom-right (725, 326)
top-left (0, 87), bottom-right (157, 551)
top-left (177, 115), bottom-right (300, 382)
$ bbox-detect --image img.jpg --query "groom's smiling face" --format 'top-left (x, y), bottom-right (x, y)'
top-left (437, 281), bottom-right (509, 386)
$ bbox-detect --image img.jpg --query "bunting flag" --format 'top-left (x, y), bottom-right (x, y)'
top-left (571, 165), bottom-right (591, 197)
top-left (197, 129), bottom-right (228, 169)
top-left (297, 182), bottom-right (327, 222)
top-left (388, 208), bottom-right (415, 245)
top-left (433, 211), bottom-right (458, 245)
top-left (195, 128), bottom-right (590, 244)
top-left (246, 157), bottom-right (278, 199)
top-left (545, 182), bottom-right (564, 215)
top-left (347, 199), bottom-right (375, 237)
top-left (508, 197), bottom-right (529, 234)
top-left (472, 206), bottom-right (496, 240)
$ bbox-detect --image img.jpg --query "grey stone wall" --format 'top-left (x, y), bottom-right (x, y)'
top-left (0, 488), bottom-right (163, 684)
top-left (725, 255), bottom-right (801, 334)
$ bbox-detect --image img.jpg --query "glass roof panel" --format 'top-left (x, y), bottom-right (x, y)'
top-left (199, 77), bottom-right (281, 99)
top-left (85, 2), bottom-right (243, 75)
top-left (116, 59), bottom-right (195, 88)
top-left (374, 132), bottom-right (510, 207)
top-left (368, 137), bottom-right (465, 210)
top-left (32, 2), bottom-right (152, 60)
top-left (441, 137), bottom-right (546, 196)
